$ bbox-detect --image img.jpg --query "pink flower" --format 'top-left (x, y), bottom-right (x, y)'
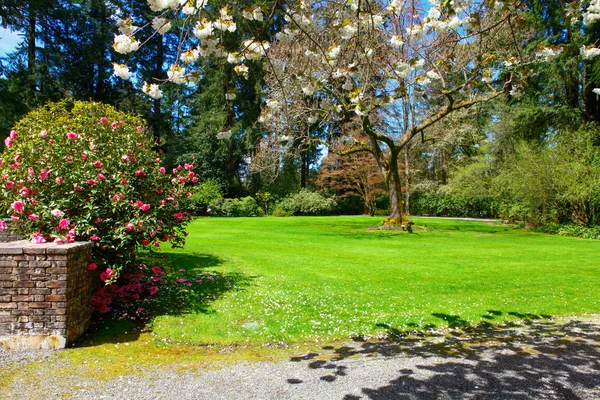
top-left (40, 130), bottom-right (48, 137)
top-left (90, 235), bottom-right (101, 241)
top-left (141, 239), bottom-right (150, 246)
top-left (55, 176), bottom-right (63, 185)
top-left (4, 137), bottom-right (12, 148)
top-left (9, 130), bottom-right (17, 139)
top-left (51, 209), bottom-right (64, 218)
top-left (93, 161), bottom-right (102, 168)
top-left (121, 155), bottom-right (130, 163)
top-left (111, 122), bottom-right (118, 129)
top-left (94, 218), bottom-right (102, 224)
top-left (100, 268), bottom-right (114, 281)
top-left (11, 201), bottom-right (24, 212)
top-left (141, 204), bottom-right (151, 211)
top-left (184, 163), bottom-right (194, 170)
top-left (19, 187), bottom-right (31, 197)
top-left (136, 307), bottom-right (144, 313)
top-left (66, 131), bottom-right (77, 140)
top-left (54, 238), bottom-right (65, 245)
top-left (154, 241), bottom-right (160, 247)
top-left (126, 223), bottom-right (135, 230)
top-left (176, 278), bottom-right (187, 284)
top-left (152, 266), bottom-right (164, 276)
top-left (40, 169), bottom-right (49, 181)
top-left (97, 173), bottom-right (106, 180)
top-left (207, 276), bottom-right (214, 281)
top-left (148, 286), bottom-right (159, 296)
top-left (174, 213), bottom-right (184, 221)
top-left (87, 263), bottom-right (97, 271)
top-left (82, 155), bottom-right (87, 160)
top-left (195, 279), bottom-right (202, 283)
top-left (159, 167), bottom-right (166, 174)
top-left (192, 177), bottom-right (199, 183)
top-left (0, 221), bottom-right (6, 230)
top-left (121, 179), bottom-right (128, 185)
top-left (9, 164), bottom-right (18, 169)
top-left (28, 214), bottom-right (39, 221)
top-left (178, 177), bottom-right (187, 183)
top-left (0, 158), bottom-right (2, 166)
top-left (58, 219), bottom-right (70, 230)
top-left (28, 167), bottom-right (34, 177)
top-left (135, 170), bottom-right (145, 177)
top-left (87, 179), bottom-right (97, 185)
top-left (100, 117), bottom-right (109, 124)
top-left (188, 172), bottom-right (195, 178)
top-left (31, 234), bottom-right (46, 244)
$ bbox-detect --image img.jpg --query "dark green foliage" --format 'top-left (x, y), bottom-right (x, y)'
top-left (209, 196), bottom-right (261, 217)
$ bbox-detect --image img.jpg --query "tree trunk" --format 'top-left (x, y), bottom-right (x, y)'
top-left (300, 151), bottom-right (308, 188)
top-left (387, 150), bottom-right (407, 224)
top-left (404, 144), bottom-right (410, 216)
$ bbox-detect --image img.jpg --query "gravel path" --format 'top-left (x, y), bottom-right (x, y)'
top-left (2, 317), bottom-right (600, 399)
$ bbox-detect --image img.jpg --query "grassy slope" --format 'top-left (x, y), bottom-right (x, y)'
top-left (150, 216), bottom-right (600, 345)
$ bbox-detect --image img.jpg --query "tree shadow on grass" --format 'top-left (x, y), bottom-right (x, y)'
top-left (286, 313), bottom-right (600, 399)
top-left (76, 252), bottom-right (255, 347)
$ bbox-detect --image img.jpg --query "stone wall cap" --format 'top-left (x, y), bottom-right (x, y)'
top-left (0, 240), bottom-right (93, 255)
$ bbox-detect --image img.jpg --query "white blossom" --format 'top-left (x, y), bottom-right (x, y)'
top-left (115, 18), bottom-right (138, 35)
top-left (142, 82), bottom-right (163, 99)
top-left (581, 46), bottom-right (600, 60)
top-left (113, 63), bottom-right (132, 80)
top-left (227, 52), bottom-right (244, 64)
top-left (234, 64), bottom-right (249, 78)
top-left (339, 24), bottom-right (357, 40)
top-left (225, 92), bottom-right (236, 100)
top-left (147, 0), bottom-right (167, 12)
top-left (308, 115), bottom-right (318, 124)
top-left (253, 7), bottom-right (264, 21)
top-left (593, 88), bottom-right (600, 95)
top-left (216, 130), bottom-right (232, 140)
top-left (390, 35), bottom-right (404, 47)
top-left (181, 49), bottom-right (200, 64)
top-left (354, 104), bottom-right (369, 116)
top-left (167, 65), bottom-right (185, 84)
top-left (152, 17), bottom-right (171, 35)
top-left (426, 70), bottom-right (441, 80)
top-left (328, 46), bottom-right (341, 59)
top-left (584, 0), bottom-right (600, 26)
top-left (51, 209), bottom-right (64, 218)
top-left (193, 19), bottom-right (213, 39)
top-left (113, 34), bottom-right (140, 54)
top-left (302, 84), bottom-right (318, 96)
top-left (266, 99), bottom-right (281, 112)
top-left (342, 80), bottom-right (354, 91)
top-left (536, 47), bottom-right (563, 62)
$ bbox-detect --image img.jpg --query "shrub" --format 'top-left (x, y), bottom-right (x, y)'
top-left (189, 178), bottom-right (223, 215)
top-left (209, 196), bottom-right (261, 217)
top-left (536, 223), bottom-right (600, 240)
top-left (275, 189), bottom-right (337, 216)
top-left (272, 208), bottom-right (289, 217)
top-left (0, 101), bottom-right (195, 293)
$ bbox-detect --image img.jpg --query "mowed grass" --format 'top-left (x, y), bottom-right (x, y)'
top-left (149, 216), bottom-right (600, 345)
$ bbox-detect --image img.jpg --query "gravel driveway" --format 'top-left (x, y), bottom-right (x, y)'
top-left (2, 317), bottom-right (599, 399)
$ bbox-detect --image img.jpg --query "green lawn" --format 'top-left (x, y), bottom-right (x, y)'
top-left (148, 216), bottom-right (600, 345)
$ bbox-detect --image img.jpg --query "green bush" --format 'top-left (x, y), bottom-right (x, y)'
top-left (536, 223), bottom-right (600, 240)
top-left (272, 208), bottom-right (289, 217)
top-left (0, 100), bottom-right (195, 283)
top-left (275, 189), bottom-right (337, 216)
top-left (209, 196), bottom-right (261, 217)
top-left (409, 191), bottom-right (499, 218)
top-left (189, 178), bottom-right (223, 215)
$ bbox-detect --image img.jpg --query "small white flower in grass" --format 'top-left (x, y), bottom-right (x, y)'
top-left (593, 88), bottom-right (600, 95)
top-left (339, 24), bottom-right (357, 40)
top-left (142, 82), bottom-right (163, 99)
top-left (216, 130), bottom-right (232, 140)
top-left (581, 46), bottom-right (600, 60)
top-left (308, 115), bottom-right (318, 124)
top-left (152, 17), bottom-right (171, 35)
top-left (181, 49), bottom-right (199, 64)
top-left (390, 35), bottom-right (403, 46)
top-left (234, 64), bottom-right (249, 78)
top-left (225, 92), bottom-right (236, 100)
top-left (113, 63), bottom-right (132, 80)
top-left (113, 34), bottom-right (140, 54)
top-left (167, 65), bottom-right (185, 84)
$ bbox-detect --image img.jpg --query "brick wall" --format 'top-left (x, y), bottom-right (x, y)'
top-left (0, 219), bottom-right (24, 243)
top-left (0, 240), bottom-right (95, 350)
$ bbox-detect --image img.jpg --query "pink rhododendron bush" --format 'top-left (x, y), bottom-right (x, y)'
top-left (0, 100), bottom-right (196, 314)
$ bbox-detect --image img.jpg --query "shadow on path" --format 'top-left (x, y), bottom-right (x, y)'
top-left (288, 315), bottom-right (600, 399)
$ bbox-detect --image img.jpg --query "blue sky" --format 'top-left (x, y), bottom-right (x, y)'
top-left (0, 27), bottom-right (22, 56)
